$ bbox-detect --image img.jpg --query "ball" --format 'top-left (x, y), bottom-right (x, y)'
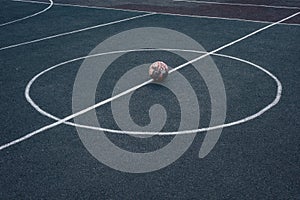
top-left (149, 61), bottom-right (169, 82)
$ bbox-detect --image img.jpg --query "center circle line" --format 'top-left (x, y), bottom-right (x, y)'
top-left (25, 48), bottom-right (282, 135)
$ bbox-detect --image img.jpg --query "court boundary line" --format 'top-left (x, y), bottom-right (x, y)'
top-left (0, 13), bottom-right (155, 51)
top-left (173, 0), bottom-right (300, 10)
top-left (0, 0), bottom-right (53, 27)
top-left (12, 0), bottom-right (300, 26)
top-left (0, 11), bottom-right (298, 151)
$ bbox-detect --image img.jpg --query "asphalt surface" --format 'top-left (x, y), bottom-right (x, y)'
top-left (0, 0), bottom-right (299, 199)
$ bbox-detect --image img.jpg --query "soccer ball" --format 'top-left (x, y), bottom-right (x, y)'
top-left (149, 61), bottom-right (169, 82)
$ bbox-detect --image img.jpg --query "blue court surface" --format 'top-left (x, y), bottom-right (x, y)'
top-left (0, 0), bottom-right (299, 199)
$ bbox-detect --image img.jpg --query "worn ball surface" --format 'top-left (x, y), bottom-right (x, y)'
top-left (149, 61), bottom-right (169, 82)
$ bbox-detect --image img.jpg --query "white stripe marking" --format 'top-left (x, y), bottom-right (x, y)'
top-left (169, 11), bottom-right (300, 73)
top-left (0, 13), bottom-right (155, 51)
top-left (0, 11), bottom-right (298, 151)
top-left (0, 0), bottom-right (53, 27)
top-left (173, 0), bottom-right (300, 10)
top-left (11, 0), bottom-right (300, 26)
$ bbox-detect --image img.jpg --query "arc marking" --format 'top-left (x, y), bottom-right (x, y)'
top-left (0, 0), bottom-right (53, 27)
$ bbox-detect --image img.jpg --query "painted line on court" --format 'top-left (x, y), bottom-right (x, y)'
top-left (12, 0), bottom-right (300, 26)
top-left (0, 13), bottom-right (155, 51)
top-left (0, 11), bottom-right (298, 151)
top-left (174, 0), bottom-right (300, 10)
top-left (169, 12), bottom-right (300, 72)
top-left (0, 0), bottom-right (53, 27)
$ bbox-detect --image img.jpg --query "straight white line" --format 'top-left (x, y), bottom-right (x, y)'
top-left (11, 0), bottom-right (300, 26)
top-left (0, 79), bottom-right (153, 151)
top-left (169, 11), bottom-right (300, 73)
top-left (0, 11), bottom-right (298, 151)
top-left (159, 12), bottom-right (299, 26)
top-left (0, 13), bottom-right (155, 51)
top-left (0, 0), bottom-right (53, 27)
top-left (173, 0), bottom-right (300, 10)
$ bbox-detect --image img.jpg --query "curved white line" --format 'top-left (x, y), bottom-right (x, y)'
top-left (0, 0), bottom-right (53, 27)
top-left (24, 48), bottom-right (282, 136)
top-left (0, 13), bottom-right (154, 51)
top-left (0, 11), bottom-right (298, 151)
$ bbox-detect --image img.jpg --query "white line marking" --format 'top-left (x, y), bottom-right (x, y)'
top-left (164, 13), bottom-right (300, 26)
top-left (169, 12), bottom-right (300, 72)
top-left (0, 11), bottom-right (298, 151)
top-left (11, 0), bottom-right (300, 26)
top-left (0, 0), bottom-right (53, 27)
top-left (0, 13), bottom-right (155, 51)
top-left (173, 0), bottom-right (300, 10)
top-left (24, 48), bottom-right (281, 136)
